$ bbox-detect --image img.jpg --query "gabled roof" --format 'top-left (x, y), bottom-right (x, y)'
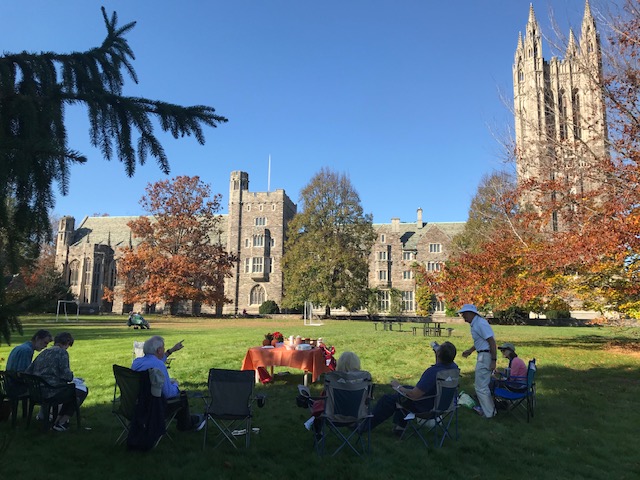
top-left (72, 215), bottom-right (229, 249)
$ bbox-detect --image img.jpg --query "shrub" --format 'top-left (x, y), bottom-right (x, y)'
top-left (259, 300), bottom-right (280, 315)
top-left (494, 306), bottom-right (529, 325)
top-left (545, 309), bottom-right (572, 320)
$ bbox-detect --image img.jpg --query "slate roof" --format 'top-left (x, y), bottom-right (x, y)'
top-left (71, 215), bottom-right (230, 249)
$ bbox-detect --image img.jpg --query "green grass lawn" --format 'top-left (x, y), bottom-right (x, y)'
top-left (1, 315), bottom-right (639, 480)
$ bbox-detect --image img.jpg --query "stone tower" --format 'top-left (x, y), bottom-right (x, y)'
top-left (55, 216), bottom-right (75, 278)
top-left (513, 1), bottom-right (606, 231)
top-left (225, 171), bottom-right (296, 315)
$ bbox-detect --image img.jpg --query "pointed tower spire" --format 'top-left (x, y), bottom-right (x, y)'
top-left (528, 3), bottom-right (536, 24)
top-left (566, 29), bottom-right (577, 56)
top-left (580, 0), bottom-right (599, 56)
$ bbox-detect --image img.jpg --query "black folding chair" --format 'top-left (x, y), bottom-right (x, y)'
top-left (202, 368), bottom-right (255, 450)
top-left (316, 370), bottom-right (373, 456)
top-left (0, 370), bottom-right (30, 428)
top-left (493, 359), bottom-right (537, 422)
top-left (397, 367), bottom-right (460, 448)
top-left (112, 365), bottom-right (178, 447)
top-left (21, 373), bottom-right (80, 432)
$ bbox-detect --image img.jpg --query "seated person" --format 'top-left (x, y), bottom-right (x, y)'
top-left (369, 341), bottom-right (458, 436)
top-left (131, 335), bottom-right (204, 431)
top-left (127, 312), bottom-right (150, 329)
top-left (492, 342), bottom-right (527, 392)
top-left (25, 332), bottom-right (88, 432)
top-left (6, 329), bottom-right (52, 373)
top-left (308, 351), bottom-right (363, 425)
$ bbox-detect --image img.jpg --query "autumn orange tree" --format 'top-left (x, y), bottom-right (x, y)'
top-left (118, 176), bottom-right (236, 315)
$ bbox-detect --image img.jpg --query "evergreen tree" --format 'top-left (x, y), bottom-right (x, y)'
top-left (0, 8), bottom-right (227, 342)
top-left (282, 168), bottom-right (375, 316)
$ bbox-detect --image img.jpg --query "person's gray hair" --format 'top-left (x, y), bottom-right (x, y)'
top-left (143, 335), bottom-right (165, 355)
top-left (336, 351), bottom-right (361, 372)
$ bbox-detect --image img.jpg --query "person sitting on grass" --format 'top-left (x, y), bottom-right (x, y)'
top-left (131, 335), bottom-right (205, 432)
top-left (25, 332), bottom-right (88, 432)
top-left (369, 341), bottom-right (458, 436)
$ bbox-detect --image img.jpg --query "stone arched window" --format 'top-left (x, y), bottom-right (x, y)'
top-left (69, 260), bottom-right (80, 286)
top-left (250, 285), bottom-right (265, 305)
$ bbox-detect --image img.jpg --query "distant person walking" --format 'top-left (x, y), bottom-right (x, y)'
top-left (459, 304), bottom-right (496, 418)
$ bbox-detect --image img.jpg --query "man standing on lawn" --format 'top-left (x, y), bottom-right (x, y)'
top-left (131, 335), bottom-right (205, 431)
top-left (459, 304), bottom-right (497, 418)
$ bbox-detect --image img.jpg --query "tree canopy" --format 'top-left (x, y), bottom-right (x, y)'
top-left (0, 8), bottom-right (227, 342)
top-left (282, 168), bottom-right (375, 316)
top-left (118, 176), bottom-right (236, 314)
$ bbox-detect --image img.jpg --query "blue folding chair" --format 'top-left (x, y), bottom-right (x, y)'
top-left (493, 359), bottom-right (537, 422)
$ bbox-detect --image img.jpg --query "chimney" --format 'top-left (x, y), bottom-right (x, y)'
top-left (417, 208), bottom-right (423, 228)
top-left (391, 217), bottom-right (400, 233)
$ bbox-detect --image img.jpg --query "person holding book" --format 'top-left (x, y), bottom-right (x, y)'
top-left (25, 332), bottom-right (88, 432)
top-left (369, 341), bottom-right (458, 435)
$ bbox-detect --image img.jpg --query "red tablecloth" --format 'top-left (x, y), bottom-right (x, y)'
top-left (241, 346), bottom-right (330, 383)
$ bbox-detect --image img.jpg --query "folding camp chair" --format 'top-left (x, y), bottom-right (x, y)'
top-left (0, 370), bottom-right (30, 428)
top-left (493, 359), bottom-right (537, 422)
top-left (112, 365), bottom-right (178, 447)
top-left (202, 368), bottom-right (255, 450)
top-left (397, 367), bottom-right (460, 448)
top-left (21, 373), bottom-right (81, 432)
top-left (316, 370), bottom-right (373, 457)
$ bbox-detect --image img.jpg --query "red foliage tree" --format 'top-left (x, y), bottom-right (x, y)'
top-left (118, 176), bottom-right (237, 314)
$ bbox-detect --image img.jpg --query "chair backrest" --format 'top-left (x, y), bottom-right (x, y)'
top-left (433, 368), bottom-right (460, 414)
top-left (322, 371), bottom-right (372, 423)
top-left (133, 341), bottom-right (145, 359)
top-left (526, 359), bottom-right (537, 388)
top-left (113, 365), bottom-right (145, 420)
top-left (0, 371), bottom-right (9, 399)
top-left (207, 368), bottom-right (254, 417)
top-left (20, 373), bottom-right (47, 403)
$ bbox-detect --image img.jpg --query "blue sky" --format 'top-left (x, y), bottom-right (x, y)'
top-left (2, 1), bottom-right (607, 225)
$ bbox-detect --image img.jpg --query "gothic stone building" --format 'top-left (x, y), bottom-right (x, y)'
top-left (55, 171), bottom-right (463, 316)
top-left (514, 1), bottom-right (606, 231)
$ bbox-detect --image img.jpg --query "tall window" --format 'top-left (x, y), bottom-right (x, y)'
top-left (69, 260), bottom-right (80, 286)
top-left (255, 217), bottom-right (266, 226)
top-left (403, 270), bottom-right (413, 280)
top-left (572, 91), bottom-right (581, 139)
top-left (434, 300), bottom-right (445, 313)
top-left (245, 238), bottom-right (250, 248)
top-left (429, 243), bottom-right (441, 253)
top-left (377, 290), bottom-right (390, 311)
top-left (403, 251), bottom-right (414, 261)
top-left (378, 251), bottom-right (387, 261)
top-left (559, 91), bottom-right (567, 141)
top-left (380, 234), bottom-right (385, 243)
top-left (378, 270), bottom-right (387, 281)
top-left (402, 291), bottom-right (414, 312)
top-left (244, 258), bottom-right (251, 273)
top-left (253, 235), bottom-right (264, 247)
top-left (250, 285), bottom-right (265, 305)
